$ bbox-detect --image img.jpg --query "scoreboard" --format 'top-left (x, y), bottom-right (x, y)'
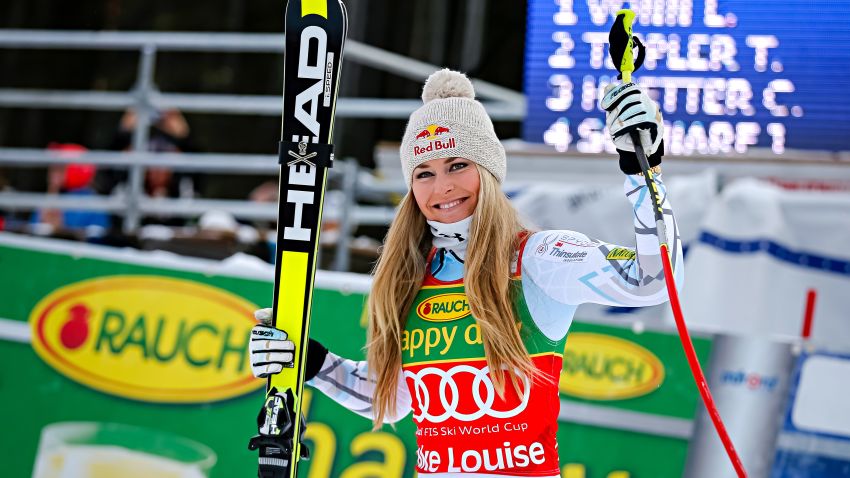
top-left (524, 0), bottom-right (850, 155)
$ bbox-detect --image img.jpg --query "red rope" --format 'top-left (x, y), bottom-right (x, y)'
top-left (660, 243), bottom-right (748, 477)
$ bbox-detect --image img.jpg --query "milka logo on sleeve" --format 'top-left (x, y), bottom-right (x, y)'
top-left (606, 247), bottom-right (636, 260)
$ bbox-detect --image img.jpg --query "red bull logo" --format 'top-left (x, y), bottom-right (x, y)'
top-left (414, 138), bottom-right (456, 156)
top-left (413, 124), bottom-right (456, 156)
top-left (415, 124), bottom-right (451, 141)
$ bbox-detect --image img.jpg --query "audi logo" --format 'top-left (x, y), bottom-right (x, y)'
top-left (404, 364), bottom-right (531, 423)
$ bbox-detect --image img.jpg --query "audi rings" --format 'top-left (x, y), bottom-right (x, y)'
top-left (404, 364), bottom-right (531, 423)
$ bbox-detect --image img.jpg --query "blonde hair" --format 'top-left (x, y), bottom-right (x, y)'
top-left (366, 164), bottom-right (537, 428)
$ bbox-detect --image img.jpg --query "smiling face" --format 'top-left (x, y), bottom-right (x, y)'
top-left (410, 157), bottom-right (480, 223)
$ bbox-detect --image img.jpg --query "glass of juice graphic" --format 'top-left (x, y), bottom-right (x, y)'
top-left (32, 422), bottom-right (216, 478)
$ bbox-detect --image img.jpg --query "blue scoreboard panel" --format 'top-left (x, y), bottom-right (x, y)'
top-left (524, 1), bottom-right (850, 155)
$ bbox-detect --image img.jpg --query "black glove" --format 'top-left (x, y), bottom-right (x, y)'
top-left (617, 141), bottom-right (663, 175)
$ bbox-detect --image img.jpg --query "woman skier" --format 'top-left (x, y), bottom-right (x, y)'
top-left (250, 69), bottom-right (682, 477)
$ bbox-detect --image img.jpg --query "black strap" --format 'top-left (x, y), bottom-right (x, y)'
top-left (278, 141), bottom-right (334, 169)
top-left (632, 36), bottom-right (646, 73)
top-left (304, 339), bottom-right (328, 382)
top-left (616, 36), bottom-right (646, 80)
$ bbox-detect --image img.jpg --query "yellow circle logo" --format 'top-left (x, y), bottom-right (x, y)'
top-left (559, 333), bottom-right (665, 400)
top-left (29, 276), bottom-right (263, 403)
top-left (416, 293), bottom-right (471, 322)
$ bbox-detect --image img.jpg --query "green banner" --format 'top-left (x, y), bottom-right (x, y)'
top-left (563, 322), bottom-right (711, 419)
top-left (0, 234), bottom-right (710, 478)
top-left (556, 322), bottom-right (712, 477)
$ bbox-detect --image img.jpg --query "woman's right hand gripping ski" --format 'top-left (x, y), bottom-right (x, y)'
top-left (249, 308), bottom-right (295, 378)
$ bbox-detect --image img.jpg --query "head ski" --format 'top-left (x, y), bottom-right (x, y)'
top-left (247, 1), bottom-right (348, 477)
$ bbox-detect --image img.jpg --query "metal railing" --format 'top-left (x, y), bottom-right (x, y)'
top-left (0, 147), bottom-right (401, 271)
top-left (0, 30), bottom-right (525, 118)
top-left (0, 29), bottom-right (526, 270)
top-left (5, 29), bottom-right (849, 272)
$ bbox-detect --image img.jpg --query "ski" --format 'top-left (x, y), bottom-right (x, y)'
top-left (248, 1), bottom-right (347, 477)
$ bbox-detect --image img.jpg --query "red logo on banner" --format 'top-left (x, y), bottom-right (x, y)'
top-left (59, 303), bottom-right (91, 350)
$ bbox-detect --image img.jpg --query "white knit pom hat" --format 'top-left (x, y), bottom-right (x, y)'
top-left (399, 69), bottom-right (506, 185)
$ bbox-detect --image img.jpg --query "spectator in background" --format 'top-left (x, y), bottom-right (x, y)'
top-left (97, 108), bottom-right (201, 199)
top-left (249, 180), bottom-right (278, 203)
top-left (96, 108), bottom-right (202, 226)
top-left (31, 143), bottom-right (110, 232)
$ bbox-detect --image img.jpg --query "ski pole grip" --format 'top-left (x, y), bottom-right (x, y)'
top-left (608, 9), bottom-right (644, 83)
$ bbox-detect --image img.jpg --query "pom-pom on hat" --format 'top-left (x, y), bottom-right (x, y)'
top-left (400, 69), bottom-right (506, 185)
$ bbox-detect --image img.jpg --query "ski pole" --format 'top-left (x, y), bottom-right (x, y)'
top-left (609, 9), bottom-right (748, 478)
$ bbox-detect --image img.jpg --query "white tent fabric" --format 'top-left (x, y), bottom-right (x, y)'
top-left (676, 178), bottom-right (850, 346)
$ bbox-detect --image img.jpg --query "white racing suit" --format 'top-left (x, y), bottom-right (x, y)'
top-left (307, 175), bottom-right (682, 477)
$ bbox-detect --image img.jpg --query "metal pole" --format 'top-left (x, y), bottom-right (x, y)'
top-left (332, 159), bottom-right (358, 272)
top-left (460, 0), bottom-right (486, 72)
top-left (124, 43), bottom-right (157, 233)
top-left (428, 0), bottom-right (447, 67)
